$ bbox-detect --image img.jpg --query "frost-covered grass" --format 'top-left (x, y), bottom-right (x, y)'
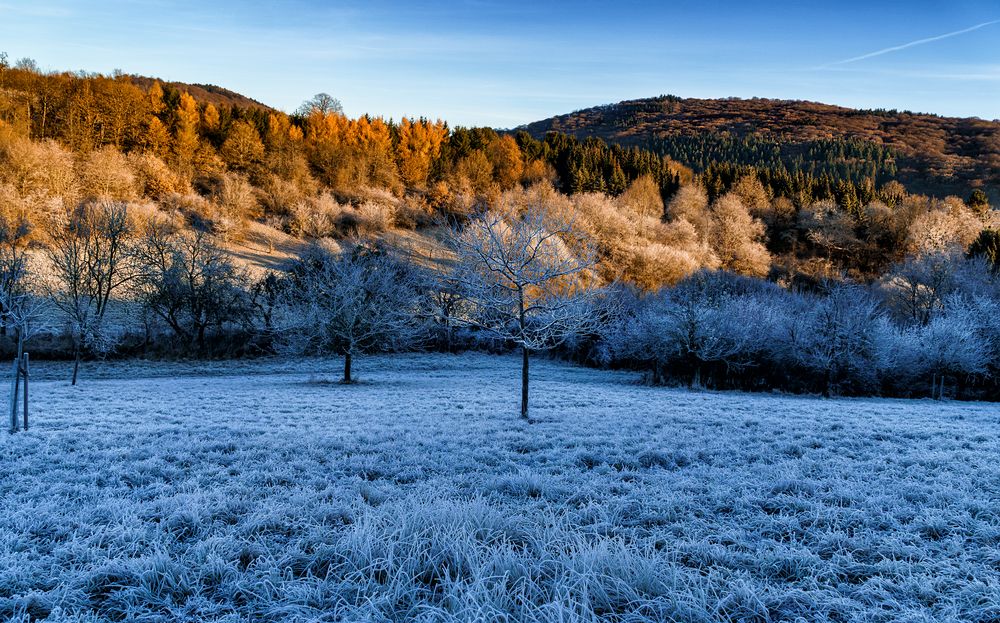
top-left (3, 353), bottom-right (1000, 622)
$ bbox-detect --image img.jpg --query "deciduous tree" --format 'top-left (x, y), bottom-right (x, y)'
top-left (276, 242), bottom-right (422, 383)
top-left (47, 200), bottom-right (136, 384)
top-left (451, 206), bottom-right (598, 418)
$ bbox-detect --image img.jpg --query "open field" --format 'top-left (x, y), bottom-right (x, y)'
top-left (2, 353), bottom-right (1000, 622)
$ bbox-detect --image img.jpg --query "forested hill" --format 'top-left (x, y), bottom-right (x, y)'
top-left (521, 96), bottom-right (1000, 201)
top-left (128, 77), bottom-right (272, 111)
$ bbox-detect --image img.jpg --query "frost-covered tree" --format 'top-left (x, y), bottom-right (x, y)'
top-left (77, 146), bottom-right (137, 201)
top-left (619, 174), bottom-right (664, 219)
top-left (662, 272), bottom-right (776, 387)
top-left (133, 222), bottom-right (252, 355)
top-left (731, 174), bottom-right (772, 220)
top-left (277, 242), bottom-right (422, 383)
top-left (917, 296), bottom-right (991, 399)
top-left (881, 250), bottom-right (996, 326)
top-left (607, 272), bottom-right (782, 388)
top-left (452, 207), bottom-right (598, 418)
top-left (906, 198), bottom-right (983, 256)
top-left (606, 288), bottom-right (674, 384)
top-left (781, 285), bottom-right (891, 396)
top-left (880, 251), bottom-right (958, 326)
top-left (798, 199), bottom-right (859, 260)
top-left (666, 184), bottom-right (712, 242)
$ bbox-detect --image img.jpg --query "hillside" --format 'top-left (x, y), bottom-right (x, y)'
top-left (2, 60), bottom-right (997, 296)
top-left (522, 96), bottom-right (1000, 201)
top-left (127, 75), bottom-right (273, 111)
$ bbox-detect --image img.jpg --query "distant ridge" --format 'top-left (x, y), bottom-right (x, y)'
top-left (522, 95), bottom-right (1000, 200)
top-left (127, 75), bottom-right (273, 111)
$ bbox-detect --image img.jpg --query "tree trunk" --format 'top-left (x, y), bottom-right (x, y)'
top-left (343, 351), bottom-right (352, 384)
top-left (21, 353), bottom-right (27, 432)
top-left (518, 288), bottom-right (529, 419)
top-left (521, 345), bottom-right (529, 419)
top-left (72, 349), bottom-right (81, 386)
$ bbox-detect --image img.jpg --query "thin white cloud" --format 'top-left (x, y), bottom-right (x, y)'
top-left (821, 64), bottom-right (1000, 82)
top-left (821, 19), bottom-right (1000, 68)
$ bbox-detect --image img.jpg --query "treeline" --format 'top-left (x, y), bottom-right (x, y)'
top-left (0, 60), bottom-right (698, 250)
top-left (526, 93), bottom-right (1000, 201)
top-left (7, 198), bottom-right (998, 404)
top-left (647, 133), bottom-right (897, 186)
top-left (512, 131), bottom-right (686, 198)
top-left (0, 59), bottom-right (682, 195)
top-left (595, 252), bottom-right (1000, 401)
top-left (4, 192), bottom-right (997, 403)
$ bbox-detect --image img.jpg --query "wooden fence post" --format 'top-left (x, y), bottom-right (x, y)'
top-left (22, 353), bottom-right (28, 431)
top-left (9, 356), bottom-right (18, 433)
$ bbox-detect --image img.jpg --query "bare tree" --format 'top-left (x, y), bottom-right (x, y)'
top-left (47, 200), bottom-right (136, 384)
top-left (781, 285), bottom-right (890, 396)
top-left (419, 271), bottom-right (470, 353)
top-left (0, 200), bottom-right (33, 339)
top-left (276, 242), bottom-right (422, 383)
top-left (660, 275), bottom-right (775, 388)
top-left (0, 260), bottom-right (47, 366)
top-left (451, 207), bottom-right (598, 418)
top-left (295, 93), bottom-right (343, 117)
top-left (133, 222), bottom-right (252, 355)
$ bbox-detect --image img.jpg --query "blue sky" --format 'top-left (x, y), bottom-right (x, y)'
top-left (1, 0), bottom-right (998, 126)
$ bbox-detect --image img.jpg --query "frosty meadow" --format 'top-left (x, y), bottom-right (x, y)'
top-left (2, 353), bottom-right (1000, 622)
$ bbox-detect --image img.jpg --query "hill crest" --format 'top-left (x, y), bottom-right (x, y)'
top-left (522, 95), bottom-right (1000, 200)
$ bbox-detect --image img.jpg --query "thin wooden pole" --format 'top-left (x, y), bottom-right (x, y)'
top-left (22, 352), bottom-right (28, 431)
top-left (9, 356), bottom-right (18, 433)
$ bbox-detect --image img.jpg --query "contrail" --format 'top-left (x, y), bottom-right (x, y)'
top-left (821, 19), bottom-right (1000, 67)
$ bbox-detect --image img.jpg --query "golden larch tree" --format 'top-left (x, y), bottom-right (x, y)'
top-left (202, 103), bottom-right (220, 133)
top-left (396, 118), bottom-right (447, 188)
top-left (172, 91), bottom-right (201, 179)
top-left (486, 135), bottom-right (524, 190)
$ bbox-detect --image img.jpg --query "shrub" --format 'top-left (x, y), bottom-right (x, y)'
top-left (77, 147), bottom-right (137, 201)
top-left (128, 152), bottom-right (180, 199)
top-left (0, 135), bottom-right (77, 199)
top-left (355, 200), bottom-right (396, 235)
